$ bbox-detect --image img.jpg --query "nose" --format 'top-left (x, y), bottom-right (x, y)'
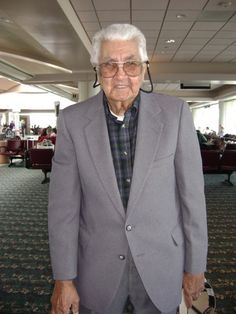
top-left (115, 64), bottom-right (127, 77)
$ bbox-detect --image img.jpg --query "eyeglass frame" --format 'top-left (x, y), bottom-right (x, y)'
top-left (93, 60), bottom-right (149, 78)
top-left (92, 60), bottom-right (153, 93)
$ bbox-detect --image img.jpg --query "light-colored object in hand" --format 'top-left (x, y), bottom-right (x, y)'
top-left (179, 281), bottom-right (216, 314)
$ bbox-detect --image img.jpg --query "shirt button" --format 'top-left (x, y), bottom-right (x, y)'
top-left (121, 124), bottom-right (126, 128)
top-left (126, 178), bottom-right (131, 184)
top-left (119, 255), bottom-right (125, 260)
top-left (123, 151), bottom-right (128, 156)
top-left (126, 225), bottom-right (132, 231)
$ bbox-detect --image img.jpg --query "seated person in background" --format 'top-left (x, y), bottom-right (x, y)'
top-left (51, 128), bottom-right (57, 137)
top-left (196, 130), bottom-right (208, 145)
top-left (9, 121), bottom-right (15, 130)
top-left (218, 124), bottom-right (224, 138)
top-left (38, 128), bottom-right (48, 143)
top-left (50, 128), bottom-right (57, 145)
top-left (212, 137), bottom-right (226, 152)
top-left (38, 127), bottom-right (56, 146)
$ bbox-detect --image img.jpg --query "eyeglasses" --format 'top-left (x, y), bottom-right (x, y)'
top-left (95, 61), bottom-right (148, 78)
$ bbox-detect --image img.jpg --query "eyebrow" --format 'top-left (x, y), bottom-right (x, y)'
top-left (102, 55), bottom-right (138, 63)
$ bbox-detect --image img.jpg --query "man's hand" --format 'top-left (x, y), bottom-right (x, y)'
top-left (182, 272), bottom-right (205, 308)
top-left (50, 280), bottom-right (80, 314)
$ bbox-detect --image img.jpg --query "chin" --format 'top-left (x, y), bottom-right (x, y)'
top-left (112, 89), bottom-right (136, 99)
top-left (114, 96), bottom-right (133, 103)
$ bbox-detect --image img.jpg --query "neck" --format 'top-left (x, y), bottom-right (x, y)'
top-left (107, 101), bottom-right (132, 116)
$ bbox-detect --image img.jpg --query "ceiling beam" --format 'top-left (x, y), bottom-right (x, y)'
top-left (23, 62), bottom-right (236, 86)
top-left (0, 61), bottom-right (32, 81)
top-left (23, 72), bottom-right (95, 85)
top-left (57, 0), bottom-right (92, 55)
top-left (149, 62), bottom-right (236, 83)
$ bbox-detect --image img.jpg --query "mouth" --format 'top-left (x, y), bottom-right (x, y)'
top-left (114, 85), bottom-right (129, 89)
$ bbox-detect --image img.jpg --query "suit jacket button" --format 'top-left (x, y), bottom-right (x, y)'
top-left (119, 255), bottom-right (125, 260)
top-left (126, 225), bottom-right (132, 231)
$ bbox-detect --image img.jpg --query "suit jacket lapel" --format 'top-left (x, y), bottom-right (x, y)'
top-left (127, 93), bottom-right (163, 217)
top-left (84, 94), bottom-right (125, 218)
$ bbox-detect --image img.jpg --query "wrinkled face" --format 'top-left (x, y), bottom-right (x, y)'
top-left (98, 40), bottom-right (146, 106)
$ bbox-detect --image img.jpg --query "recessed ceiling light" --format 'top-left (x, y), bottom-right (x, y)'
top-left (0, 16), bottom-right (13, 23)
top-left (218, 1), bottom-right (232, 7)
top-left (166, 39), bottom-right (175, 44)
top-left (176, 14), bottom-right (186, 19)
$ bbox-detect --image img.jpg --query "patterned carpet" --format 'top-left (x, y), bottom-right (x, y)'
top-left (0, 166), bottom-right (53, 313)
top-left (0, 165), bottom-right (235, 314)
top-left (204, 173), bottom-right (236, 314)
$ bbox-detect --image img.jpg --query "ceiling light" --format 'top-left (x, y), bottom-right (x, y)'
top-left (0, 17), bottom-right (13, 24)
top-left (166, 39), bottom-right (175, 44)
top-left (218, 1), bottom-right (232, 7)
top-left (176, 14), bottom-right (186, 19)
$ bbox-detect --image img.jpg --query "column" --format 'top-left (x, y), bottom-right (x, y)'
top-left (88, 81), bottom-right (100, 97)
top-left (12, 112), bottom-right (20, 130)
top-left (218, 100), bottom-right (225, 134)
top-left (78, 81), bottom-right (100, 102)
top-left (11, 109), bottom-right (21, 136)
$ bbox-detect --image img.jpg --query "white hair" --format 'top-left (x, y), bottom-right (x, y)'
top-left (90, 24), bottom-right (148, 65)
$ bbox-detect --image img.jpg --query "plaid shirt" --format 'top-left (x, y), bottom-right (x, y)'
top-left (104, 93), bottom-right (140, 209)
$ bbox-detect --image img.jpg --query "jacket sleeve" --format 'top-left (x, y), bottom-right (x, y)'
top-left (48, 110), bottom-right (81, 280)
top-left (174, 101), bottom-right (208, 274)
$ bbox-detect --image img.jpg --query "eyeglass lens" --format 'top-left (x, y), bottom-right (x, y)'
top-left (99, 61), bottom-right (143, 78)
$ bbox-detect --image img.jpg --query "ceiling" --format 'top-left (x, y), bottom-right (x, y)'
top-left (0, 0), bottom-right (236, 106)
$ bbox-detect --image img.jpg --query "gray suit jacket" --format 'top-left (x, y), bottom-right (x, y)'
top-left (48, 91), bottom-right (208, 312)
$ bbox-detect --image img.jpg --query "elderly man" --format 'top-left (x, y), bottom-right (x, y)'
top-left (48, 24), bottom-right (208, 314)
